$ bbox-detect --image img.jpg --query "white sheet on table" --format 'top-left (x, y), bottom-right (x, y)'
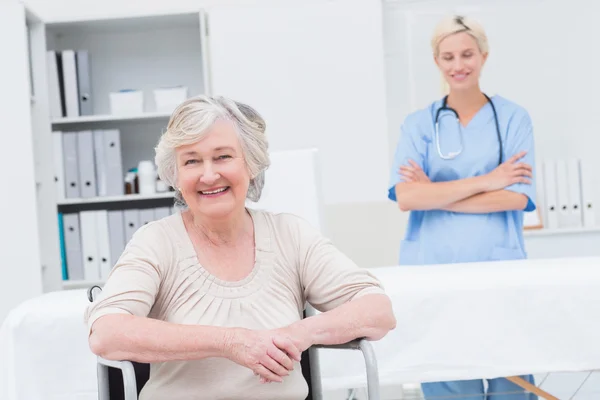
top-left (317, 257), bottom-right (600, 390)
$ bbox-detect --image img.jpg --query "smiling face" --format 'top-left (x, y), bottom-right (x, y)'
top-left (435, 31), bottom-right (488, 92)
top-left (175, 119), bottom-right (250, 220)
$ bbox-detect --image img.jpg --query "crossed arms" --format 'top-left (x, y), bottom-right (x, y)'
top-left (394, 151), bottom-right (533, 214)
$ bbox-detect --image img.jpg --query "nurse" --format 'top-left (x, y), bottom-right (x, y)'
top-left (388, 15), bottom-right (538, 400)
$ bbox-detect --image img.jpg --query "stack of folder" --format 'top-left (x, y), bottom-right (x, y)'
top-left (46, 49), bottom-right (93, 119)
top-left (540, 158), bottom-right (597, 229)
top-left (59, 207), bottom-right (177, 282)
top-left (52, 129), bottom-right (126, 200)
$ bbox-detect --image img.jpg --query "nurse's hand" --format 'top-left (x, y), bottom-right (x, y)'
top-left (484, 151), bottom-right (532, 191)
top-left (399, 160), bottom-right (430, 183)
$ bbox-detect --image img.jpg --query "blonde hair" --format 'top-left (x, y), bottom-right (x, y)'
top-left (431, 15), bottom-right (489, 57)
top-left (155, 95), bottom-right (270, 206)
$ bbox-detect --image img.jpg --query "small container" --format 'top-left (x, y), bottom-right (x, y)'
top-left (153, 86), bottom-right (188, 113)
top-left (124, 171), bottom-right (136, 194)
top-left (156, 177), bottom-right (169, 193)
top-left (137, 161), bottom-right (156, 195)
top-left (109, 90), bottom-right (144, 115)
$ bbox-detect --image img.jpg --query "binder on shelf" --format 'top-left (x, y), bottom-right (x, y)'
top-left (77, 130), bottom-right (97, 198)
top-left (93, 130), bottom-right (108, 197)
top-left (103, 129), bottom-right (124, 196)
top-left (123, 209), bottom-right (140, 244)
top-left (62, 132), bottom-right (80, 198)
top-left (108, 210), bottom-right (126, 265)
top-left (80, 210), bottom-right (100, 280)
top-left (534, 160), bottom-right (545, 227)
top-left (95, 210), bottom-right (112, 280)
top-left (55, 51), bottom-right (67, 117)
top-left (46, 51), bottom-right (63, 119)
top-left (542, 160), bottom-right (558, 229)
top-left (139, 209), bottom-right (155, 226)
top-left (555, 159), bottom-right (571, 228)
top-left (57, 213), bottom-right (68, 280)
top-left (154, 207), bottom-right (171, 220)
top-left (75, 50), bottom-right (93, 116)
top-left (580, 159), bottom-right (597, 227)
top-left (566, 159), bottom-right (583, 228)
top-left (60, 50), bottom-right (80, 117)
top-left (62, 213), bottom-right (84, 281)
top-left (52, 131), bottom-right (65, 202)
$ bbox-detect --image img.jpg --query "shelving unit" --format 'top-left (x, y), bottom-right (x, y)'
top-left (27, 11), bottom-right (209, 292)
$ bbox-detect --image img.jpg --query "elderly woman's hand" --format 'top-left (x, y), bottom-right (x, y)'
top-left (225, 328), bottom-right (302, 383)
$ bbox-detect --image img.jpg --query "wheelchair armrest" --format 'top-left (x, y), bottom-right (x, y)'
top-left (312, 339), bottom-right (380, 400)
top-left (97, 357), bottom-right (138, 400)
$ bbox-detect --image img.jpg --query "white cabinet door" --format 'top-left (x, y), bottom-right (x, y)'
top-left (0, 1), bottom-right (43, 323)
top-left (207, 1), bottom-right (390, 205)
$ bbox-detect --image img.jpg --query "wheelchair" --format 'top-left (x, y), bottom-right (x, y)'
top-left (87, 285), bottom-right (381, 400)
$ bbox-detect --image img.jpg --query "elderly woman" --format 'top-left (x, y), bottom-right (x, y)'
top-left (85, 95), bottom-right (396, 400)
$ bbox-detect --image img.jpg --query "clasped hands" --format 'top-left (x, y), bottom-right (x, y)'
top-left (399, 150), bottom-right (533, 190)
top-left (225, 324), bottom-right (312, 384)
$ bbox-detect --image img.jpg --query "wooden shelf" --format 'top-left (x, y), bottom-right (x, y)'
top-left (524, 226), bottom-right (600, 237)
top-left (51, 111), bottom-right (171, 125)
top-left (57, 192), bottom-right (174, 205)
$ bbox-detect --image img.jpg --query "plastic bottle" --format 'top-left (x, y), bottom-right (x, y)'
top-left (137, 161), bottom-right (156, 195)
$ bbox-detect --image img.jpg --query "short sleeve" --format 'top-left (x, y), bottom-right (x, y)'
top-left (84, 222), bottom-right (171, 333)
top-left (503, 109), bottom-right (537, 212)
top-left (388, 114), bottom-right (429, 202)
top-left (291, 216), bottom-right (385, 313)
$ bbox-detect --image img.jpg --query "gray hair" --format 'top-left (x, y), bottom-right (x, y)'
top-left (155, 95), bottom-right (270, 207)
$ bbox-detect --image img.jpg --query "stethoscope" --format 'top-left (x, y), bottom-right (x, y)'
top-left (434, 93), bottom-right (503, 165)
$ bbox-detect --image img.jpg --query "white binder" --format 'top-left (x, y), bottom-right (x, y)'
top-left (75, 50), bottom-right (93, 116)
top-left (60, 50), bottom-right (80, 117)
top-left (566, 159), bottom-right (583, 228)
top-left (62, 213), bottom-right (84, 281)
top-left (139, 209), bottom-right (155, 226)
top-left (95, 210), bottom-right (112, 280)
top-left (52, 131), bottom-right (65, 202)
top-left (107, 210), bottom-right (126, 264)
top-left (542, 160), bottom-right (558, 229)
top-left (534, 160), bottom-right (545, 227)
top-left (77, 130), bottom-right (97, 198)
top-left (62, 132), bottom-right (80, 198)
top-left (580, 159), bottom-right (597, 227)
top-left (46, 51), bottom-right (63, 119)
top-left (103, 129), bottom-right (124, 196)
top-left (555, 159), bottom-right (571, 228)
top-left (154, 207), bottom-right (171, 220)
top-left (123, 209), bottom-right (140, 244)
top-left (80, 211), bottom-right (100, 280)
top-left (93, 130), bottom-right (108, 197)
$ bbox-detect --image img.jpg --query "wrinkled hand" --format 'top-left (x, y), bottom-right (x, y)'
top-left (256, 324), bottom-right (313, 384)
top-left (225, 328), bottom-right (302, 384)
top-left (399, 160), bottom-right (430, 183)
top-left (484, 151), bottom-right (532, 191)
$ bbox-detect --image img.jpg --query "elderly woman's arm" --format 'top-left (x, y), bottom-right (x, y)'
top-left (90, 314), bottom-right (300, 383)
top-left (89, 314), bottom-right (227, 362)
top-left (281, 215), bottom-right (396, 350)
top-left (292, 294), bottom-right (394, 348)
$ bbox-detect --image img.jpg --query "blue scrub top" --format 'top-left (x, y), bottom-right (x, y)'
top-left (388, 95), bottom-right (537, 265)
